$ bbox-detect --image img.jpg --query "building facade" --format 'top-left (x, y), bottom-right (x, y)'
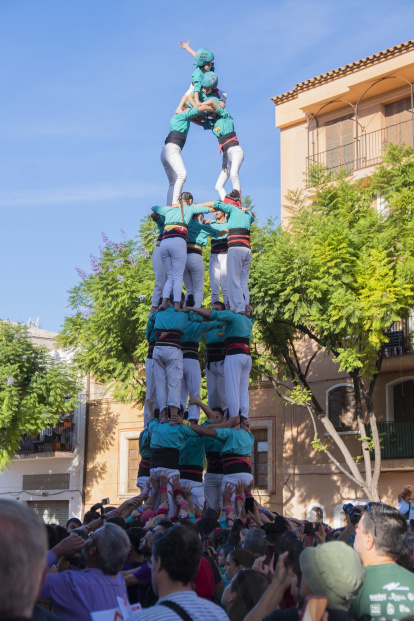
top-left (0, 327), bottom-right (87, 524)
top-left (269, 39), bottom-right (414, 524)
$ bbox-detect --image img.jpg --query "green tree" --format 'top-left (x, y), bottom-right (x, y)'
top-left (0, 322), bottom-right (80, 470)
top-left (249, 144), bottom-right (414, 501)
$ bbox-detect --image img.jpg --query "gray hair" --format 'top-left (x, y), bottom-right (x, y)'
top-left (0, 499), bottom-right (47, 617)
top-left (95, 522), bottom-right (130, 575)
top-left (242, 528), bottom-right (267, 556)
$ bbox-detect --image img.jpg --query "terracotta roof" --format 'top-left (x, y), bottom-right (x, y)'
top-left (272, 40), bottom-right (414, 105)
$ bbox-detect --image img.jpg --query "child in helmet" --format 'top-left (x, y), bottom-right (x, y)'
top-left (175, 41), bottom-right (227, 113)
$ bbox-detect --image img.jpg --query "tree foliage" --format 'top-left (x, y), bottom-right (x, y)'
top-left (249, 143), bottom-right (414, 500)
top-left (0, 322), bottom-right (80, 470)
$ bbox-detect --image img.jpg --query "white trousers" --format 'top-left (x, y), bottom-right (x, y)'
top-left (180, 358), bottom-right (201, 421)
top-left (206, 360), bottom-right (228, 411)
top-left (180, 478), bottom-right (205, 512)
top-left (136, 475), bottom-right (149, 493)
top-left (160, 143), bottom-right (186, 205)
top-left (151, 245), bottom-right (167, 308)
top-left (150, 467), bottom-right (180, 519)
top-left (204, 473), bottom-right (224, 513)
top-left (215, 145), bottom-right (245, 201)
top-left (209, 252), bottom-right (228, 305)
top-left (227, 247), bottom-right (252, 313)
top-left (183, 253), bottom-right (204, 308)
top-left (153, 346), bottom-right (183, 411)
top-left (221, 472), bottom-right (253, 501)
top-left (160, 237), bottom-right (187, 302)
top-left (143, 357), bottom-right (157, 428)
top-left (224, 354), bottom-right (252, 419)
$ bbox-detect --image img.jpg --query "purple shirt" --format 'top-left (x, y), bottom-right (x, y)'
top-left (41, 560), bottom-right (127, 621)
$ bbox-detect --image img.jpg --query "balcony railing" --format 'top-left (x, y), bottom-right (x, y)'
top-left (384, 315), bottom-right (414, 357)
top-left (372, 420), bottom-right (414, 460)
top-left (18, 422), bottom-right (75, 455)
top-left (306, 117), bottom-right (414, 183)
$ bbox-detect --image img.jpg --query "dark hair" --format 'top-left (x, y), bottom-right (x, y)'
top-left (127, 519), bottom-right (144, 529)
top-left (83, 511), bottom-right (100, 525)
top-left (227, 569), bottom-right (268, 621)
top-left (178, 192), bottom-right (193, 205)
top-left (212, 301), bottom-right (226, 310)
top-left (242, 529), bottom-right (267, 556)
top-left (106, 516), bottom-right (127, 530)
top-left (152, 524), bottom-right (202, 585)
top-left (45, 524), bottom-right (58, 550)
top-left (225, 190), bottom-right (241, 202)
top-left (362, 502), bottom-right (408, 558)
top-left (66, 517), bottom-right (82, 530)
top-left (196, 510), bottom-right (219, 537)
top-left (261, 516), bottom-right (290, 544)
top-left (54, 525), bottom-right (70, 543)
top-left (228, 548), bottom-right (255, 569)
top-left (126, 527), bottom-right (146, 552)
top-left (213, 528), bottom-right (230, 549)
top-left (396, 534), bottom-right (414, 571)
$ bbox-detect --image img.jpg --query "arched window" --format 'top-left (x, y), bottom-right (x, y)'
top-left (386, 377), bottom-right (414, 422)
top-left (327, 384), bottom-right (357, 431)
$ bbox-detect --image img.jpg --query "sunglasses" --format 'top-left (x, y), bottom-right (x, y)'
top-left (365, 503), bottom-right (377, 538)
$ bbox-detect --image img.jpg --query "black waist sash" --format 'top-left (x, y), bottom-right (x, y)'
top-left (218, 131), bottom-right (240, 170)
top-left (228, 228), bottom-right (251, 249)
top-left (206, 341), bottom-right (225, 364)
top-left (155, 330), bottom-right (182, 349)
top-left (138, 457), bottom-right (150, 477)
top-left (165, 130), bottom-right (186, 149)
top-left (211, 237), bottom-right (228, 254)
top-left (206, 451), bottom-right (224, 474)
top-left (179, 464), bottom-right (203, 483)
top-left (222, 453), bottom-right (251, 474)
top-left (147, 343), bottom-right (155, 359)
top-left (181, 341), bottom-right (199, 360)
top-left (225, 336), bottom-right (251, 356)
top-left (162, 222), bottom-right (188, 242)
top-left (150, 447), bottom-right (179, 470)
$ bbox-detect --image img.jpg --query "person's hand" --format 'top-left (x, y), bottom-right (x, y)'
top-left (315, 523), bottom-right (326, 545)
top-left (222, 482), bottom-right (235, 503)
top-left (189, 395), bottom-right (201, 406)
top-left (149, 475), bottom-right (159, 491)
top-left (144, 516), bottom-right (159, 530)
top-left (52, 533), bottom-right (85, 558)
top-left (179, 39), bottom-right (190, 51)
top-left (244, 481), bottom-right (252, 497)
top-left (205, 219), bottom-right (212, 224)
top-left (194, 504), bottom-right (203, 517)
top-left (272, 551), bottom-right (294, 589)
top-left (253, 554), bottom-right (275, 581)
top-left (169, 473), bottom-right (181, 491)
top-left (235, 479), bottom-right (245, 497)
top-left (159, 471), bottom-right (168, 487)
top-left (159, 500), bottom-right (169, 512)
top-left (248, 502), bottom-right (262, 527)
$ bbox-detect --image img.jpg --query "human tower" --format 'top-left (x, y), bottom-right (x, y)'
top-left (138, 41), bottom-right (255, 516)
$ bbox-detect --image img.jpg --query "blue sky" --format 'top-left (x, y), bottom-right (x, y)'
top-left (2, 0), bottom-right (414, 332)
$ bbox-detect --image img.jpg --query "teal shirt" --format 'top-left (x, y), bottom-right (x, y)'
top-left (210, 310), bottom-right (253, 340)
top-left (203, 107), bottom-right (234, 137)
top-left (187, 220), bottom-right (220, 246)
top-left (181, 320), bottom-right (223, 345)
top-left (205, 322), bottom-right (226, 346)
top-left (203, 420), bottom-right (223, 454)
top-left (169, 107), bottom-right (202, 136)
top-left (139, 429), bottom-right (151, 459)
top-left (210, 219), bottom-right (228, 240)
top-left (146, 313), bottom-right (157, 344)
top-left (153, 204), bottom-right (210, 225)
top-left (199, 90), bottom-right (222, 104)
top-left (154, 307), bottom-right (201, 335)
top-left (179, 435), bottom-right (206, 468)
top-left (215, 428), bottom-right (254, 456)
top-left (213, 201), bottom-right (255, 230)
top-left (155, 215), bottom-right (165, 236)
top-left (191, 66), bottom-right (215, 93)
top-left (148, 418), bottom-right (198, 450)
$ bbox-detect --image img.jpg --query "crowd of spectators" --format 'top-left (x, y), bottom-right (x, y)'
top-left (2, 481), bottom-right (414, 621)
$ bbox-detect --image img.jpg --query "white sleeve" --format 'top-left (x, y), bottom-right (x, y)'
top-left (184, 83), bottom-right (195, 96)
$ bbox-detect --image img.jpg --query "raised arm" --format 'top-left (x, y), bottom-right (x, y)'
top-left (179, 39), bottom-right (196, 58)
top-left (189, 395), bottom-right (218, 421)
top-left (184, 307), bottom-right (213, 319)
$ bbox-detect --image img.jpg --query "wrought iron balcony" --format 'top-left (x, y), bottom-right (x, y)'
top-left (18, 421), bottom-right (75, 455)
top-left (374, 420), bottom-right (414, 460)
top-left (384, 316), bottom-right (414, 357)
top-left (306, 118), bottom-right (414, 183)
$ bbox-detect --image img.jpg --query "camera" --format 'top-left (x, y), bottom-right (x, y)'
top-left (343, 503), bottom-right (362, 524)
top-left (303, 522), bottom-right (318, 536)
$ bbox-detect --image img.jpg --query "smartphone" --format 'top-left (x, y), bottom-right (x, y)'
top-left (101, 498), bottom-right (110, 505)
top-left (264, 544), bottom-right (275, 566)
top-left (245, 496), bottom-right (255, 513)
top-left (303, 522), bottom-right (317, 536)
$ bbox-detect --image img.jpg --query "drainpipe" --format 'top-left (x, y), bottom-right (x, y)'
top-left (81, 373), bottom-right (90, 517)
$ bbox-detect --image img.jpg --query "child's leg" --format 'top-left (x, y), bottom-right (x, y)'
top-left (160, 144), bottom-right (178, 206)
top-left (228, 145), bottom-right (245, 194)
top-left (151, 244), bottom-right (167, 308)
top-left (215, 163), bottom-right (230, 201)
top-left (170, 238), bottom-right (187, 302)
top-left (160, 239), bottom-right (174, 299)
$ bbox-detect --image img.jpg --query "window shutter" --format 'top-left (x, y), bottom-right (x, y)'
top-left (27, 500), bottom-right (69, 525)
top-left (325, 115), bottom-right (354, 172)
